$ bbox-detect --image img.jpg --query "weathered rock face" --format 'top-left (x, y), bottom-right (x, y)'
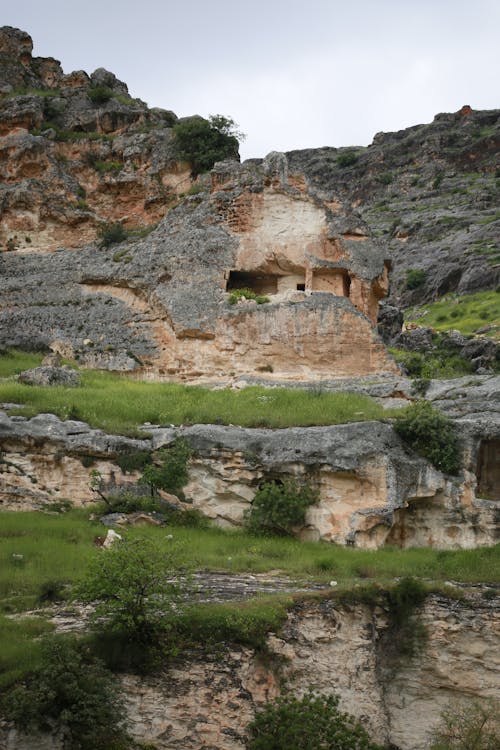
top-left (2, 595), bottom-right (499, 750)
top-left (0, 25), bottom-right (188, 253)
top-left (1, 387), bottom-right (498, 548)
top-left (0, 149), bottom-right (396, 380)
top-left (0, 26), bottom-right (398, 381)
top-left (287, 106), bottom-right (500, 306)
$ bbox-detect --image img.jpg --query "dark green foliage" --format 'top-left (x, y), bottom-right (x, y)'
top-left (172, 597), bottom-right (290, 651)
top-left (115, 450), bottom-right (152, 474)
top-left (394, 401), bottom-right (461, 474)
top-left (246, 478), bottom-right (319, 536)
top-left (228, 288), bottom-right (270, 305)
top-left (88, 85), bottom-right (113, 104)
top-left (406, 268), bottom-right (427, 289)
top-left (432, 171), bottom-right (445, 189)
top-left (247, 691), bottom-right (382, 750)
top-left (139, 437), bottom-right (192, 497)
top-left (385, 577), bottom-right (428, 658)
top-left (77, 536), bottom-right (184, 644)
top-left (337, 151), bottom-right (359, 168)
top-left (411, 377), bottom-right (430, 396)
top-left (391, 346), bottom-right (473, 379)
top-left (38, 579), bottom-right (66, 604)
top-left (98, 221), bottom-right (128, 248)
top-left (173, 114), bottom-right (240, 176)
top-left (1, 638), bottom-right (129, 750)
top-left (377, 172), bottom-right (393, 185)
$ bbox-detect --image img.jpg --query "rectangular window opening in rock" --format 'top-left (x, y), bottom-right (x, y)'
top-left (226, 270), bottom-right (279, 295)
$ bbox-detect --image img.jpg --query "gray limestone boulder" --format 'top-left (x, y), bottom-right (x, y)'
top-left (17, 365), bottom-right (81, 387)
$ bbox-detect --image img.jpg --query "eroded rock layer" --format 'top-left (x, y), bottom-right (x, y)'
top-left (2, 595), bottom-right (499, 750)
top-left (1, 391), bottom-right (498, 548)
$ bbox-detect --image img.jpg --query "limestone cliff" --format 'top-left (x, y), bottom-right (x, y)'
top-left (1, 372), bottom-right (498, 548)
top-left (2, 594), bottom-right (499, 750)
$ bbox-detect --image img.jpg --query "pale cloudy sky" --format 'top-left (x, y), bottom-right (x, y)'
top-left (4, 0), bottom-right (499, 159)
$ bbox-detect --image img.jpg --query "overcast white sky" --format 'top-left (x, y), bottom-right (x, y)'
top-left (3, 0), bottom-right (499, 159)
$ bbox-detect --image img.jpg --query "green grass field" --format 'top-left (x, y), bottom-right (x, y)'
top-left (1, 510), bottom-right (498, 616)
top-left (0, 510), bottom-right (498, 688)
top-left (405, 290), bottom-right (500, 340)
top-left (0, 351), bottom-right (400, 436)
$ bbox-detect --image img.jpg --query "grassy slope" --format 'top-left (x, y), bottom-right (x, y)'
top-left (1, 510), bottom-right (498, 686)
top-left (2, 511), bottom-right (498, 611)
top-left (405, 290), bottom-right (500, 340)
top-left (0, 351), bottom-right (399, 436)
top-left (1, 349), bottom-right (498, 689)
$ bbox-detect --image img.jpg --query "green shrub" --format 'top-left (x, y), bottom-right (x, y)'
top-left (1, 637), bottom-right (129, 750)
top-left (98, 221), bottom-right (128, 248)
top-left (77, 536), bottom-right (184, 644)
top-left (406, 268), bottom-right (427, 290)
top-left (139, 437), bottom-right (192, 498)
top-left (394, 401), bottom-right (460, 474)
top-left (401, 352), bottom-right (425, 377)
top-left (115, 450), bottom-right (152, 474)
top-left (228, 288), bottom-right (270, 305)
top-left (337, 151), bottom-right (359, 168)
top-left (246, 478), bottom-right (319, 536)
top-left (88, 85), bottom-right (113, 104)
top-left (247, 691), bottom-right (382, 750)
top-left (377, 172), bottom-right (393, 185)
top-left (173, 114), bottom-right (241, 177)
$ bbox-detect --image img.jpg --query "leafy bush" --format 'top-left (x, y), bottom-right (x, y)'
top-left (406, 268), bottom-right (427, 290)
top-left (98, 221), bottom-right (128, 248)
top-left (77, 536), bottom-right (184, 643)
top-left (1, 638), bottom-right (129, 750)
top-left (337, 151), bottom-right (359, 168)
top-left (228, 287), bottom-right (270, 305)
top-left (139, 437), bottom-right (192, 497)
top-left (247, 691), bottom-right (382, 750)
top-left (430, 699), bottom-right (500, 750)
top-left (394, 401), bottom-right (460, 474)
top-left (377, 172), bottom-right (393, 185)
top-left (115, 450), bottom-right (152, 474)
top-left (246, 478), bottom-right (319, 536)
top-left (173, 114), bottom-right (241, 176)
top-left (88, 85), bottom-right (113, 104)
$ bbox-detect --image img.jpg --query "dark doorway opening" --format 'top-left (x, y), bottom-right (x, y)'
top-left (226, 270), bottom-right (278, 295)
top-left (476, 439), bottom-right (500, 500)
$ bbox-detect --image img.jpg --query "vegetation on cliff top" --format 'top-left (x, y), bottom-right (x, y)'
top-left (0, 351), bottom-right (401, 435)
top-left (405, 289), bottom-right (500, 340)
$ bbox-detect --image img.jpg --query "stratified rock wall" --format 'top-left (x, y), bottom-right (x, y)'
top-left (1, 407), bottom-right (498, 549)
top-left (2, 595), bottom-right (499, 750)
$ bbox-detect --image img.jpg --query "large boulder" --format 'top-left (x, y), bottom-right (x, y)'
top-left (17, 365), bottom-right (81, 387)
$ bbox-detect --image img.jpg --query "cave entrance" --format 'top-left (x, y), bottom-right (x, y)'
top-left (226, 270), bottom-right (278, 295)
top-left (476, 439), bottom-right (500, 500)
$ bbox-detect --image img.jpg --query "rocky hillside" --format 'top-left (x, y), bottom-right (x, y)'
top-left (288, 104), bottom-right (500, 307)
top-left (1, 25), bottom-right (499, 380)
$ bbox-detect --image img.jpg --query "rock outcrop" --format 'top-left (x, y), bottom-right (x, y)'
top-left (0, 175), bottom-right (396, 378)
top-left (1, 374), bottom-right (498, 547)
top-left (0, 26), bottom-right (186, 253)
top-left (2, 593), bottom-right (499, 750)
top-left (287, 107), bottom-right (500, 306)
